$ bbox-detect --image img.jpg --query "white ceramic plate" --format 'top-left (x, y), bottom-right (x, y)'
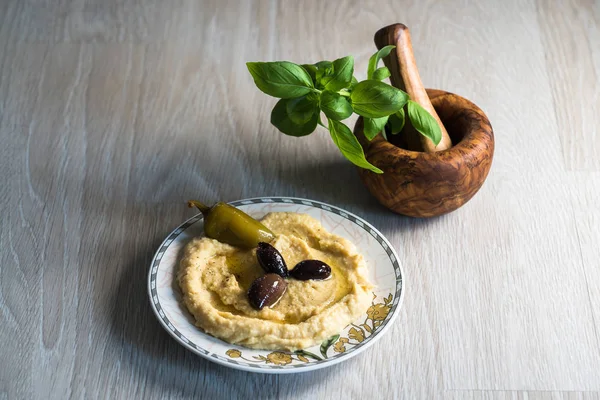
top-left (148, 197), bottom-right (404, 373)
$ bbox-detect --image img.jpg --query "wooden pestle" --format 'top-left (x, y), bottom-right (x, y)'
top-left (374, 23), bottom-right (452, 152)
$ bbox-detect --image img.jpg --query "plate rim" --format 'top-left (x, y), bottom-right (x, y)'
top-left (147, 196), bottom-right (405, 374)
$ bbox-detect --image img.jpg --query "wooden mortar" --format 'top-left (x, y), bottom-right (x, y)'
top-left (354, 24), bottom-right (494, 217)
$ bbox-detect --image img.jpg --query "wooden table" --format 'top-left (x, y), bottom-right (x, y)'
top-left (1, 1), bottom-right (599, 398)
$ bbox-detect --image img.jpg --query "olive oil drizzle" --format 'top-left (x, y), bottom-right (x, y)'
top-left (216, 255), bottom-right (353, 325)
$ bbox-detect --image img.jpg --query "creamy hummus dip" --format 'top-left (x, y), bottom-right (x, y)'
top-left (177, 212), bottom-right (373, 350)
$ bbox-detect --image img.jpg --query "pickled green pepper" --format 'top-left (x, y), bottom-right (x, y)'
top-left (187, 200), bottom-right (275, 248)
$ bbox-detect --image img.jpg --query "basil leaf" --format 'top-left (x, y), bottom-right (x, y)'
top-left (314, 61), bottom-right (332, 69)
top-left (286, 94), bottom-right (318, 124)
top-left (315, 61), bottom-right (333, 89)
top-left (247, 61), bottom-right (314, 99)
top-left (363, 116), bottom-right (389, 141)
top-left (350, 80), bottom-right (408, 118)
top-left (318, 114), bottom-right (326, 129)
top-left (327, 118), bottom-right (383, 173)
top-left (372, 67), bottom-right (391, 81)
top-left (301, 64), bottom-right (318, 84)
top-left (324, 55), bottom-right (354, 91)
top-left (367, 45), bottom-right (395, 79)
top-left (407, 100), bottom-right (442, 145)
top-left (349, 76), bottom-right (359, 89)
top-left (319, 90), bottom-right (353, 121)
top-left (271, 98), bottom-right (318, 136)
top-left (387, 108), bottom-right (405, 134)
top-left (381, 128), bottom-right (388, 141)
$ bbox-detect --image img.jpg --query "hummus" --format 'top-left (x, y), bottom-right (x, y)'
top-left (177, 212), bottom-right (373, 350)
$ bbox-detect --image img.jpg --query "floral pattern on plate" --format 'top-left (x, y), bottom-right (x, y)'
top-left (223, 292), bottom-right (393, 366)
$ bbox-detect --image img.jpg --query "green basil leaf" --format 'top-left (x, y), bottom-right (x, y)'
top-left (327, 118), bottom-right (383, 173)
top-left (388, 108), bottom-right (405, 134)
top-left (247, 61), bottom-right (314, 99)
top-left (372, 67), bottom-right (391, 81)
top-left (286, 94), bottom-right (318, 124)
top-left (315, 61), bottom-right (333, 89)
top-left (350, 80), bottom-right (408, 118)
top-left (314, 61), bottom-right (332, 69)
top-left (301, 64), bottom-right (318, 84)
top-left (363, 116), bottom-right (389, 141)
top-left (407, 100), bottom-right (442, 145)
top-left (319, 90), bottom-right (353, 121)
top-left (324, 55), bottom-right (354, 91)
top-left (381, 128), bottom-right (388, 141)
top-left (271, 98), bottom-right (318, 136)
top-left (318, 114), bottom-right (327, 128)
top-left (349, 76), bottom-right (359, 89)
top-left (367, 45), bottom-right (395, 79)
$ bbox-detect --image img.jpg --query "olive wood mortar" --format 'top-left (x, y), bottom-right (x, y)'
top-left (354, 25), bottom-right (494, 218)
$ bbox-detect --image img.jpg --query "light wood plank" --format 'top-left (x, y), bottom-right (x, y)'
top-left (536, 0), bottom-right (600, 171)
top-left (126, 0), bottom-right (277, 204)
top-left (27, 44), bottom-right (90, 399)
top-left (0, 42), bottom-right (50, 400)
top-left (446, 390), bottom-right (600, 400)
top-left (569, 172), bottom-right (600, 369)
top-left (2, 0), bottom-right (191, 43)
top-left (63, 43), bottom-right (142, 399)
top-left (4, 0), bottom-right (276, 44)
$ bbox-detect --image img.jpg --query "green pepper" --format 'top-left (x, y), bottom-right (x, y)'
top-left (188, 200), bottom-right (275, 248)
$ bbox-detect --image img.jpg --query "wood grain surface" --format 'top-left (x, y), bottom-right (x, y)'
top-left (1, 0), bottom-right (599, 399)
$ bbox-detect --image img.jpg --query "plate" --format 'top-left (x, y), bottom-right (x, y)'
top-left (148, 197), bottom-right (404, 373)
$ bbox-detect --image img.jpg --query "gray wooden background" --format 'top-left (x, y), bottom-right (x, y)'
top-left (1, 0), bottom-right (599, 399)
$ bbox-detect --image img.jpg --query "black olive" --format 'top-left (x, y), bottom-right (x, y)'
top-left (248, 274), bottom-right (288, 310)
top-left (256, 242), bottom-right (288, 277)
top-left (290, 260), bottom-right (332, 280)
